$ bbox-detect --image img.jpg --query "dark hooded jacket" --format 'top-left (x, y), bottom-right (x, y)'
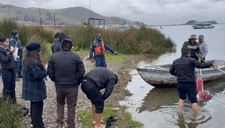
top-left (0, 45), bottom-right (16, 69)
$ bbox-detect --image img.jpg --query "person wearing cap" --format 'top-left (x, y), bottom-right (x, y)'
top-left (170, 48), bottom-right (217, 117)
top-left (182, 34), bottom-right (201, 61)
top-left (89, 34), bottom-right (117, 68)
top-left (22, 42), bottom-right (47, 128)
top-left (9, 30), bottom-right (23, 78)
top-left (47, 37), bottom-right (85, 128)
top-left (51, 32), bottom-right (62, 54)
top-left (0, 36), bottom-right (16, 103)
top-left (198, 35), bottom-right (208, 62)
top-left (81, 67), bottom-right (118, 128)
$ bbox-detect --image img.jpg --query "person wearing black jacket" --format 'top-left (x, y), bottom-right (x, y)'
top-left (81, 67), bottom-right (118, 128)
top-left (0, 36), bottom-right (16, 103)
top-left (48, 38), bottom-right (85, 128)
top-left (170, 48), bottom-right (217, 116)
top-left (182, 34), bottom-right (202, 60)
top-left (51, 32), bottom-right (62, 54)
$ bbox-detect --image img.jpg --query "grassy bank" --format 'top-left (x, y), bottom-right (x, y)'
top-left (77, 107), bottom-right (142, 128)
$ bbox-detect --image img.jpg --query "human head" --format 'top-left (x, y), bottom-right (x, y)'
top-left (59, 33), bottom-right (70, 43)
top-left (189, 34), bottom-right (197, 44)
top-left (181, 48), bottom-right (191, 58)
top-left (55, 32), bottom-right (61, 42)
top-left (11, 30), bottom-right (19, 38)
top-left (0, 36), bottom-right (9, 48)
top-left (25, 42), bottom-right (41, 52)
top-left (24, 42), bottom-right (44, 69)
top-left (61, 38), bottom-right (73, 51)
top-left (96, 34), bottom-right (101, 41)
top-left (198, 35), bottom-right (204, 43)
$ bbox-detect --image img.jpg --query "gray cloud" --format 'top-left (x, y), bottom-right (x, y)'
top-left (0, 0), bottom-right (224, 25)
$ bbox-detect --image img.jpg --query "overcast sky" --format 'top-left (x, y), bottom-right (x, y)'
top-left (0, 0), bottom-right (225, 25)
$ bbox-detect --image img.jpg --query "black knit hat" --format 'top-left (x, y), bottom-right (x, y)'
top-left (11, 30), bottom-right (19, 36)
top-left (25, 42), bottom-right (41, 51)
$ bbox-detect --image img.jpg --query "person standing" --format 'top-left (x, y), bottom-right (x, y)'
top-left (9, 30), bottom-right (23, 78)
top-left (198, 35), bottom-right (208, 62)
top-left (22, 42), bottom-right (47, 128)
top-left (81, 67), bottom-right (118, 128)
top-left (182, 34), bottom-right (201, 60)
top-left (48, 38), bottom-right (85, 128)
top-left (169, 48), bottom-right (217, 116)
top-left (89, 34), bottom-right (117, 68)
top-left (51, 32), bottom-right (62, 54)
top-left (0, 36), bottom-right (16, 103)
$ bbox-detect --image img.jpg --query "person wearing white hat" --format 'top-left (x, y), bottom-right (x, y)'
top-left (182, 34), bottom-right (202, 60)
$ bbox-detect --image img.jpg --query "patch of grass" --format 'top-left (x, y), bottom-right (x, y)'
top-left (0, 97), bottom-right (25, 128)
top-left (78, 107), bottom-right (142, 128)
top-left (77, 107), bottom-right (116, 128)
top-left (105, 52), bottom-right (132, 64)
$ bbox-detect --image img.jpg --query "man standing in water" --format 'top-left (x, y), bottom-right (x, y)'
top-left (198, 35), bottom-right (208, 62)
top-left (89, 34), bottom-right (117, 68)
top-left (169, 48), bottom-right (217, 116)
top-left (182, 34), bottom-right (201, 61)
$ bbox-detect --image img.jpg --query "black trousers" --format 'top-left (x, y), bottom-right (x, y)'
top-left (81, 79), bottom-right (104, 114)
top-left (1, 69), bottom-right (16, 103)
top-left (31, 101), bottom-right (45, 128)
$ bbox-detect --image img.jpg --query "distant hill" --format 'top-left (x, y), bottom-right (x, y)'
top-left (185, 20), bottom-right (218, 25)
top-left (0, 3), bottom-right (147, 27)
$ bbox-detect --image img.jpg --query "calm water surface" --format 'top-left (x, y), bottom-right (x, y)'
top-left (120, 25), bottom-right (225, 128)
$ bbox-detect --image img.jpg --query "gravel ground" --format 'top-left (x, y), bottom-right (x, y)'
top-left (0, 52), bottom-right (129, 128)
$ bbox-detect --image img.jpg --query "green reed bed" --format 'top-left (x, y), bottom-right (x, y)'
top-left (0, 97), bottom-right (25, 128)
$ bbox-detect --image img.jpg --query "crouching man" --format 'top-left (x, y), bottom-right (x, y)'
top-left (81, 67), bottom-right (118, 128)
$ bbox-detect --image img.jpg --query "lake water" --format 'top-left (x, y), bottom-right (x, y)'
top-left (120, 24), bottom-right (225, 128)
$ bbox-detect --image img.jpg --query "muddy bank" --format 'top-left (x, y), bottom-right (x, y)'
top-left (0, 53), bottom-right (150, 128)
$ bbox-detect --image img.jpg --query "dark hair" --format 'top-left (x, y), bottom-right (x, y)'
top-left (55, 32), bottom-right (61, 39)
top-left (23, 50), bottom-right (45, 70)
top-left (0, 36), bottom-right (7, 43)
top-left (61, 38), bottom-right (72, 50)
top-left (59, 33), bottom-right (70, 43)
top-left (181, 48), bottom-right (191, 56)
top-left (114, 74), bottom-right (118, 84)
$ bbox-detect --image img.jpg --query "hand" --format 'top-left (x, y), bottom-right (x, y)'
top-left (91, 59), bottom-right (95, 63)
top-left (114, 51), bottom-right (118, 55)
top-left (11, 48), bottom-right (16, 53)
top-left (212, 64), bottom-right (218, 69)
top-left (44, 64), bottom-right (48, 69)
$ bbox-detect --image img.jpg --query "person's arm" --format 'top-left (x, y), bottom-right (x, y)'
top-left (202, 43), bottom-right (208, 58)
top-left (0, 52), bottom-right (13, 64)
top-left (102, 79), bottom-right (116, 100)
top-left (47, 58), bottom-right (55, 81)
top-left (76, 55), bottom-right (85, 84)
top-left (181, 41), bottom-right (188, 49)
top-left (29, 63), bottom-right (47, 80)
top-left (89, 43), bottom-right (95, 59)
top-left (169, 63), bottom-right (176, 76)
top-left (105, 43), bottom-right (115, 54)
top-left (191, 59), bottom-right (212, 68)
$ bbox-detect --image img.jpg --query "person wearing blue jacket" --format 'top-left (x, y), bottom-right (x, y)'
top-left (89, 34), bottom-right (117, 68)
top-left (9, 30), bottom-right (23, 78)
top-left (22, 42), bottom-right (47, 128)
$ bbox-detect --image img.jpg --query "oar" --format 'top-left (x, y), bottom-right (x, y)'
top-left (217, 68), bottom-right (225, 74)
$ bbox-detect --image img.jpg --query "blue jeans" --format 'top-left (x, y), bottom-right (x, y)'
top-left (94, 56), bottom-right (107, 68)
top-left (1, 69), bottom-right (16, 103)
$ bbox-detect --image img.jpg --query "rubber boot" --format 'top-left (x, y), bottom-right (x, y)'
top-left (95, 113), bottom-right (105, 128)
